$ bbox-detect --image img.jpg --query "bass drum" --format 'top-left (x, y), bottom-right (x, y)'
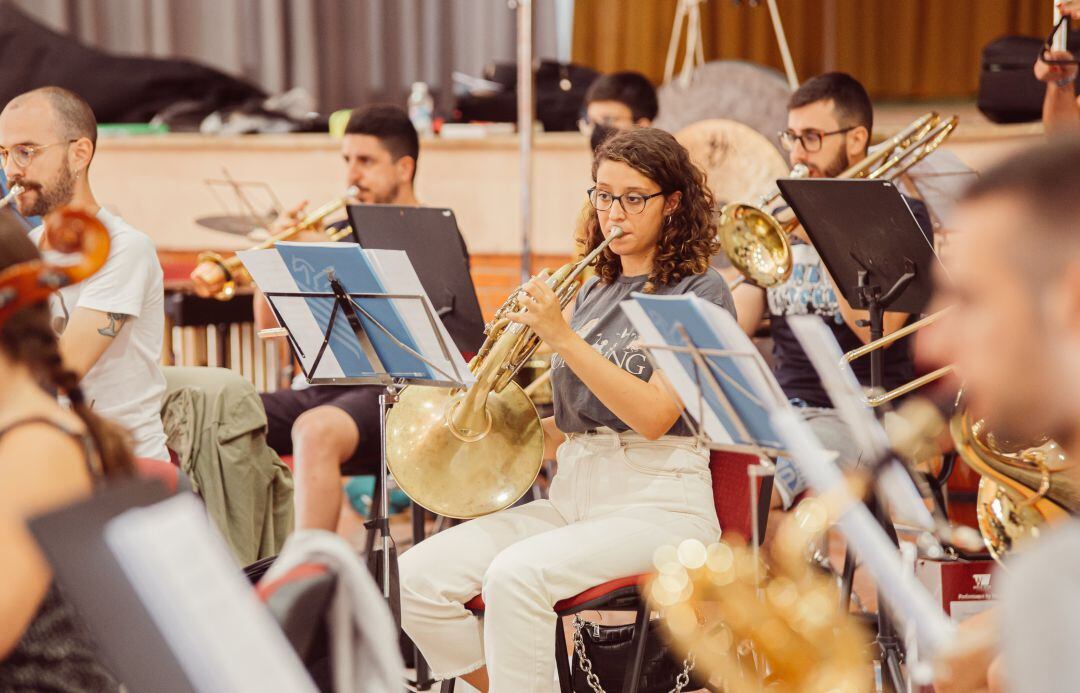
top-left (674, 118), bottom-right (790, 212)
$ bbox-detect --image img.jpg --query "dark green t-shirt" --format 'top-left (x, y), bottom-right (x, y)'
top-left (551, 269), bottom-right (736, 435)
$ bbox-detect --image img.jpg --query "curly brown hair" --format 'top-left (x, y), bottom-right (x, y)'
top-left (582, 128), bottom-right (719, 292)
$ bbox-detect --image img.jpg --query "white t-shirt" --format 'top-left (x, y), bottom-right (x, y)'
top-left (30, 208), bottom-right (169, 460)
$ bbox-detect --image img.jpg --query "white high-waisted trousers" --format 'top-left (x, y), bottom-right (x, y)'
top-left (398, 429), bottom-right (721, 693)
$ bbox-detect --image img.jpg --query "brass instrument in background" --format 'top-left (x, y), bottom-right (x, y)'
top-left (384, 227), bottom-right (626, 519)
top-left (841, 308), bottom-right (955, 407)
top-left (950, 407), bottom-right (1076, 563)
top-left (721, 111), bottom-right (958, 292)
top-left (648, 498), bottom-right (871, 693)
top-left (190, 186), bottom-right (358, 300)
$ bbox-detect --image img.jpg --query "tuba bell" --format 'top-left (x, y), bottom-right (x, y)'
top-left (383, 226), bottom-right (626, 519)
top-left (950, 407), bottom-right (1076, 563)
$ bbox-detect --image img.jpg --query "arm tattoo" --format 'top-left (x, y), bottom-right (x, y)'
top-left (97, 312), bottom-right (131, 338)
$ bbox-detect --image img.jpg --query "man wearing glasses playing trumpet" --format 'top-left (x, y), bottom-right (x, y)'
top-left (730, 72), bottom-right (932, 510)
top-left (193, 104), bottom-right (425, 532)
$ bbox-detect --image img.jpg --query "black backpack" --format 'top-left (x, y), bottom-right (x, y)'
top-left (978, 34), bottom-right (1080, 124)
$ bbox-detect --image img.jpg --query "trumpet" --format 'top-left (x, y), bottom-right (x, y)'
top-left (383, 226), bottom-right (626, 519)
top-left (721, 112), bottom-right (958, 292)
top-left (190, 186), bottom-right (358, 300)
top-left (0, 184), bottom-right (25, 210)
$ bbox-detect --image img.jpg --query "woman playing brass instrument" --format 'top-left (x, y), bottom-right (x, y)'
top-left (399, 128), bottom-right (735, 692)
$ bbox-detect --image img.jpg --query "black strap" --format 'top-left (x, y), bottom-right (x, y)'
top-left (0, 416), bottom-right (99, 478)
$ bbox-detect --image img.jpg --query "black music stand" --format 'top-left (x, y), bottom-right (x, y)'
top-left (776, 178), bottom-right (943, 692)
top-left (346, 204), bottom-right (485, 356)
top-left (776, 178), bottom-right (937, 392)
top-left (263, 275), bottom-right (467, 605)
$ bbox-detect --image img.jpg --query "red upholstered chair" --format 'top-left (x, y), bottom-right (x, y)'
top-left (438, 449), bottom-right (773, 693)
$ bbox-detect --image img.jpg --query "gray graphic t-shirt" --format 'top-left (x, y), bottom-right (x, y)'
top-left (551, 269), bottom-right (736, 435)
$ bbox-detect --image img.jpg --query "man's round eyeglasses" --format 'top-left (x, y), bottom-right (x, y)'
top-left (587, 188), bottom-right (664, 215)
top-left (0, 140), bottom-right (77, 169)
top-left (778, 127), bottom-right (855, 153)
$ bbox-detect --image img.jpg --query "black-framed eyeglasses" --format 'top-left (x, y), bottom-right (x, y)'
top-left (1041, 15), bottom-right (1079, 66)
top-left (0, 140), bottom-right (77, 169)
top-left (587, 188), bottom-right (664, 214)
top-left (778, 126), bottom-right (855, 153)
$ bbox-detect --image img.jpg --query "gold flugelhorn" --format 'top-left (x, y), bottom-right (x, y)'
top-left (190, 186), bottom-right (358, 300)
top-left (950, 406), bottom-right (1075, 563)
top-left (0, 184), bottom-right (25, 210)
top-left (384, 226), bottom-right (625, 519)
top-left (721, 112), bottom-right (958, 292)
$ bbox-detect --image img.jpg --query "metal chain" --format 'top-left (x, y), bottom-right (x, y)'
top-left (571, 616), bottom-right (696, 693)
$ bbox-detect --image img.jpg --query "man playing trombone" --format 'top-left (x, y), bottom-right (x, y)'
top-left (729, 72), bottom-right (932, 508)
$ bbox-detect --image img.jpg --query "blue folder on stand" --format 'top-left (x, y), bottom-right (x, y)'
top-left (624, 292), bottom-right (784, 451)
top-left (274, 243), bottom-right (433, 380)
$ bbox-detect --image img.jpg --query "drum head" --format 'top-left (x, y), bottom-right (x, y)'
top-left (675, 118), bottom-right (790, 208)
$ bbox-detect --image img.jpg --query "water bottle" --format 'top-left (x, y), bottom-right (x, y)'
top-left (407, 82), bottom-right (434, 137)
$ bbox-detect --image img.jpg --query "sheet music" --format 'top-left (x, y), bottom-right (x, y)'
top-left (236, 248), bottom-right (346, 378)
top-left (364, 249), bottom-right (473, 385)
top-left (104, 495), bottom-right (318, 693)
top-left (621, 299), bottom-right (734, 445)
top-left (624, 292), bottom-right (786, 449)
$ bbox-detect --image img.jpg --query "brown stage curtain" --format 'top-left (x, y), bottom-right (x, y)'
top-left (572, 0), bottom-right (1055, 100)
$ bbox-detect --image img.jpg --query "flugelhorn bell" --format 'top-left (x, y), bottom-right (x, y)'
top-left (384, 226), bottom-right (625, 519)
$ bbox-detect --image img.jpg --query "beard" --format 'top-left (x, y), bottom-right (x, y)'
top-left (351, 180), bottom-right (399, 205)
top-left (15, 166), bottom-right (76, 217)
top-left (821, 147), bottom-right (850, 178)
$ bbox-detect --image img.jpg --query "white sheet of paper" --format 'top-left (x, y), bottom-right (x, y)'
top-left (104, 495), bottom-right (318, 693)
top-left (364, 249), bottom-right (474, 386)
top-left (236, 248), bottom-right (345, 379)
top-left (621, 299), bottom-right (734, 444)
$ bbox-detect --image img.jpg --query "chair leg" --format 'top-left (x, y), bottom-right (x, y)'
top-left (555, 615), bottom-right (574, 693)
top-left (439, 678), bottom-right (455, 692)
top-left (621, 603), bottom-right (650, 693)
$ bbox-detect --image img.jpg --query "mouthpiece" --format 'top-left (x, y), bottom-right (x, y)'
top-left (789, 163), bottom-right (810, 179)
top-left (0, 184), bottom-right (25, 210)
top-left (345, 185), bottom-right (360, 200)
top-left (609, 225), bottom-right (625, 239)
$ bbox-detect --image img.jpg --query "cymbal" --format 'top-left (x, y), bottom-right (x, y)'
top-left (675, 118), bottom-right (790, 208)
top-left (194, 214), bottom-right (272, 236)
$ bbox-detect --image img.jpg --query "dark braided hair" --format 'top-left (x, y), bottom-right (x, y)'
top-left (0, 211), bottom-right (133, 478)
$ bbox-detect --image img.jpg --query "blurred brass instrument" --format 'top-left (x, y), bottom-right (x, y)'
top-left (950, 407), bottom-right (1076, 562)
top-left (191, 186), bottom-right (358, 300)
top-left (721, 111), bottom-right (958, 292)
top-left (384, 226), bottom-right (626, 519)
top-left (648, 498), bottom-right (870, 693)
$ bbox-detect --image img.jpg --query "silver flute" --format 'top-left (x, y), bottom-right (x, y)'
top-left (0, 184), bottom-right (24, 210)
